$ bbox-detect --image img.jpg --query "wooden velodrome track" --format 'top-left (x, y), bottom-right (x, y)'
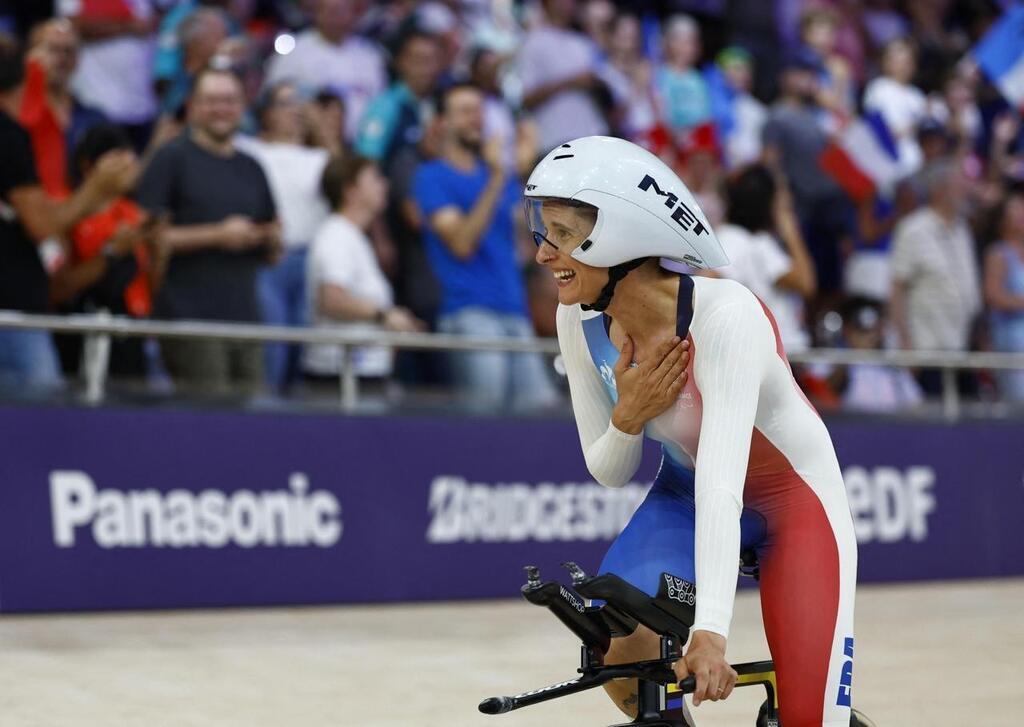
top-left (1, 578), bottom-right (1021, 726)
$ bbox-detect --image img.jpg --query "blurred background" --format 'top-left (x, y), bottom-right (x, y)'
top-left (0, 0), bottom-right (1022, 414)
top-left (0, 1), bottom-right (1022, 725)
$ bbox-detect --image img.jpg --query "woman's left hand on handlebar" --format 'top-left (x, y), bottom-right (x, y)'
top-left (673, 630), bottom-right (737, 706)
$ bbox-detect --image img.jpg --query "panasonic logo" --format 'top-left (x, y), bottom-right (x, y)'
top-left (425, 476), bottom-right (647, 544)
top-left (49, 470), bottom-right (342, 549)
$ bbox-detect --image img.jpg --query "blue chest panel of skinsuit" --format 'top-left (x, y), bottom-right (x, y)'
top-left (581, 275), bottom-right (767, 595)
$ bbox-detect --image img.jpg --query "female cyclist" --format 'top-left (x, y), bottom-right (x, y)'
top-left (526, 136), bottom-right (857, 726)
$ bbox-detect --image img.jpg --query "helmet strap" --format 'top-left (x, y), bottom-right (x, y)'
top-left (580, 258), bottom-right (648, 313)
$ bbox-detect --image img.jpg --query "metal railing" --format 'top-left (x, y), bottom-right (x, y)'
top-left (3, 311), bottom-right (1024, 420)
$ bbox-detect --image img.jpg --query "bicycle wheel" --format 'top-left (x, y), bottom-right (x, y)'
top-left (756, 700), bottom-right (877, 726)
top-left (851, 708), bottom-right (878, 727)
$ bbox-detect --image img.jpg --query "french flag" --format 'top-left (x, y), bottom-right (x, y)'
top-left (973, 5), bottom-right (1024, 111)
top-left (818, 112), bottom-right (903, 203)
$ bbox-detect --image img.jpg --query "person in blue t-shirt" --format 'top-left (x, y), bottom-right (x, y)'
top-left (412, 83), bottom-right (559, 412)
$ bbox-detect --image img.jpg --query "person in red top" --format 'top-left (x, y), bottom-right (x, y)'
top-left (51, 123), bottom-right (164, 377)
top-left (69, 195), bottom-right (155, 317)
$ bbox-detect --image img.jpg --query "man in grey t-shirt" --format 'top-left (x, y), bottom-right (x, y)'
top-left (136, 68), bottom-right (279, 396)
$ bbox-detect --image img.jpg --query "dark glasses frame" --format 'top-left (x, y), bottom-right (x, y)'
top-left (532, 230), bottom-right (560, 250)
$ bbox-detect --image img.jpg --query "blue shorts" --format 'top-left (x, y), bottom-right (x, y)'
top-left (598, 454), bottom-right (767, 593)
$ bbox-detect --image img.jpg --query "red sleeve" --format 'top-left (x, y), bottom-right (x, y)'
top-left (17, 58), bottom-right (47, 127)
top-left (17, 58), bottom-right (69, 197)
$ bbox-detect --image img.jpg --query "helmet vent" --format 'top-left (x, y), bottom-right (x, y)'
top-left (560, 143), bottom-right (571, 148)
top-left (553, 154), bottom-right (574, 160)
top-left (580, 239), bottom-right (593, 251)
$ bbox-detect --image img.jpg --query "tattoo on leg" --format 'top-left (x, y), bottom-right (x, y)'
top-left (622, 693), bottom-right (638, 708)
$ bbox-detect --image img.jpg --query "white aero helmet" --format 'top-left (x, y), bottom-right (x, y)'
top-left (524, 136), bottom-right (728, 270)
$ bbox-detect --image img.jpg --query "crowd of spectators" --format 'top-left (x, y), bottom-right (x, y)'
top-left (0, 0), bottom-right (1022, 413)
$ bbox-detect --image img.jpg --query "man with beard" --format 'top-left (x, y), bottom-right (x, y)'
top-left (413, 83), bottom-right (559, 412)
top-left (136, 67), bottom-right (280, 396)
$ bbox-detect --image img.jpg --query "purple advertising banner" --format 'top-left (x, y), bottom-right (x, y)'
top-left (0, 405), bottom-right (1022, 613)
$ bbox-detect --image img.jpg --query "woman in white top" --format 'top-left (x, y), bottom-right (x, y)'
top-left (526, 136), bottom-right (857, 726)
top-left (304, 155), bottom-right (422, 381)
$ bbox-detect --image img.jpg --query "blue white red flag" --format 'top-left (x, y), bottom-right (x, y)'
top-left (973, 5), bottom-right (1024, 110)
top-left (819, 112), bottom-right (903, 202)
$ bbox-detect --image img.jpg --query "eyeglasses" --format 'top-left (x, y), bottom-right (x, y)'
top-left (532, 230), bottom-right (560, 251)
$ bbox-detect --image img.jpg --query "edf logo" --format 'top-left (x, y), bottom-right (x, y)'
top-left (836, 637), bottom-right (854, 707)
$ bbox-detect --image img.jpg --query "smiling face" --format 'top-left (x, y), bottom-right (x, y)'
top-left (532, 200), bottom-right (609, 307)
top-left (190, 70), bottom-right (245, 142)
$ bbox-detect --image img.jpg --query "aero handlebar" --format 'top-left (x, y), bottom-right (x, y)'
top-left (479, 659), bottom-right (776, 715)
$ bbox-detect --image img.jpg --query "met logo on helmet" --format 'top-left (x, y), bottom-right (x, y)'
top-left (637, 175), bottom-right (708, 237)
